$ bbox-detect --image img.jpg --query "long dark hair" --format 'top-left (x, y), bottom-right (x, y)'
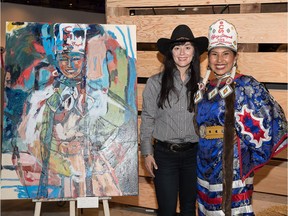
top-left (157, 41), bottom-right (201, 112)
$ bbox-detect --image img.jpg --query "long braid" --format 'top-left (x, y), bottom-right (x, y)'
top-left (222, 82), bottom-right (235, 215)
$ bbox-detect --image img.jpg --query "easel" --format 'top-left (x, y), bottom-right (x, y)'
top-left (33, 197), bottom-right (111, 216)
top-left (33, 199), bottom-right (77, 216)
top-left (101, 197), bottom-right (111, 216)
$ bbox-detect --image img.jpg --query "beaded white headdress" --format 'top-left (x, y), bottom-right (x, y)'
top-left (208, 19), bottom-right (238, 52)
top-left (194, 19), bottom-right (238, 104)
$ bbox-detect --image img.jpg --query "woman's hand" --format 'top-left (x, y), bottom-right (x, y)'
top-left (144, 155), bottom-right (158, 177)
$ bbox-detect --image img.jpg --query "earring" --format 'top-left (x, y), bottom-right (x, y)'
top-left (194, 67), bottom-right (211, 104)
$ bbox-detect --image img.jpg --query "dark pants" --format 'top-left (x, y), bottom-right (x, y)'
top-left (153, 142), bottom-right (198, 216)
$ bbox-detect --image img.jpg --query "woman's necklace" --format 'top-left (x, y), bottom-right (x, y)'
top-left (194, 64), bottom-right (237, 103)
top-left (208, 76), bottom-right (224, 100)
top-left (208, 65), bottom-right (237, 100)
top-left (214, 72), bottom-right (231, 80)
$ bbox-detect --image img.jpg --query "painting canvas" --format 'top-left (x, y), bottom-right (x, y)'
top-left (1, 22), bottom-right (138, 200)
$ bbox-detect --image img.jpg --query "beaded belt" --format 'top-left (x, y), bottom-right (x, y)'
top-left (155, 140), bottom-right (197, 153)
top-left (199, 125), bottom-right (224, 139)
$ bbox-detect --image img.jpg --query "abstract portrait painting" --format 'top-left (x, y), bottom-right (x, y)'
top-left (1, 22), bottom-right (138, 200)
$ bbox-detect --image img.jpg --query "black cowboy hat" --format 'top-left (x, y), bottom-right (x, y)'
top-left (157, 24), bottom-right (208, 55)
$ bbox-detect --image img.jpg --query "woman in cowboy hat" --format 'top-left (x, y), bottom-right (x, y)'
top-left (194, 19), bottom-right (287, 216)
top-left (140, 24), bottom-right (208, 216)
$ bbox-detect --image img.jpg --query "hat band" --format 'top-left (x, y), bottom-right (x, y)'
top-left (175, 37), bottom-right (190, 41)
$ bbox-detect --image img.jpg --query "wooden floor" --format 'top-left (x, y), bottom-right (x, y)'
top-left (1, 192), bottom-right (287, 216)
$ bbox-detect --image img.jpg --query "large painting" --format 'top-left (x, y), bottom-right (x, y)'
top-left (1, 22), bottom-right (138, 200)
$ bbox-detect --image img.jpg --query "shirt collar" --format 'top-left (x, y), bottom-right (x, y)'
top-left (173, 68), bottom-right (191, 84)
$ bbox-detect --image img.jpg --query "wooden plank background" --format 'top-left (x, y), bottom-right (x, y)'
top-left (107, 0), bottom-right (288, 7)
top-left (136, 51), bottom-right (287, 82)
top-left (106, 0), bottom-right (288, 211)
top-left (107, 13), bottom-right (287, 43)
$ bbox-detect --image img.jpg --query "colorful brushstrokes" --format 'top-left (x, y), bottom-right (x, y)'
top-left (1, 22), bottom-right (138, 200)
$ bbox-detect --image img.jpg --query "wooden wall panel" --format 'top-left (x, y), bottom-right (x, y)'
top-left (275, 148), bottom-right (287, 160)
top-left (107, 13), bottom-right (287, 44)
top-left (236, 53), bottom-right (287, 82)
top-left (107, 0), bottom-right (288, 7)
top-left (254, 164), bottom-right (287, 195)
top-left (270, 90), bottom-right (288, 118)
top-left (137, 84), bottom-right (144, 111)
top-left (136, 51), bottom-right (162, 78)
top-left (136, 51), bottom-right (287, 83)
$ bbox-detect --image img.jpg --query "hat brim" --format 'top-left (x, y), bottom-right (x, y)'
top-left (157, 37), bottom-right (208, 56)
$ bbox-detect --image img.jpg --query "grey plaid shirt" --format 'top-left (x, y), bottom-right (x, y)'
top-left (140, 70), bottom-right (199, 155)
